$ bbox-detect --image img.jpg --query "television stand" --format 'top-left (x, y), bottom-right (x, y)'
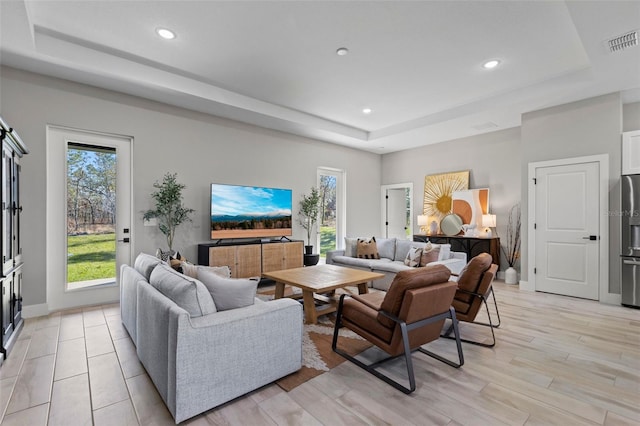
top-left (197, 239), bottom-right (303, 278)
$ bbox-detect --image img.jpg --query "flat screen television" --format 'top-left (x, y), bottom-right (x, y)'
top-left (210, 183), bottom-right (293, 239)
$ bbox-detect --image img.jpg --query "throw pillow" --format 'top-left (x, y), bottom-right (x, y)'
top-left (404, 246), bottom-right (423, 267)
top-left (344, 237), bottom-right (358, 257)
top-left (356, 237), bottom-right (380, 259)
top-left (180, 262), bottom-right (232, 280)
top-left (419, 243), bottom-right (441, 266)
top-left (156, 248), bottom-right (175, 262)
top-left (149, 264), bottom-right (217, 317)
top-left (133, 252), bottom-right (162, 281)
top-left (197, 268), bottom-right (258, 311)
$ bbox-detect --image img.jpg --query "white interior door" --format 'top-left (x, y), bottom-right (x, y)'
top-left (47, 126), bottom-right (132, 311)
top-left (386, 188), bottom-right (408, 239)
top-left (534, 161), bottom-right (600, 299)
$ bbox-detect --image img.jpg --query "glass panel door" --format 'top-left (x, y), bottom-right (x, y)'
top-left (66, 143), bottom-right (117, 290)
top-left (317, 168), bottom-right (345, 257)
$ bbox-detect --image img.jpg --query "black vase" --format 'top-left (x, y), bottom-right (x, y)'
top-left (304, 245), bottom-right (314, 255)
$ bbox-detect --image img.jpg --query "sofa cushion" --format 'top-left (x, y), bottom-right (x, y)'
top-left (197, 269), bottom-right (258, 311)
top-left (437, 244), bottom-right (451, 261)
top-left (372, 260), bottom-right (412, 274)
top-left (394, 239), bottom-right (427, 262)
top-left (344, 237), bottom-right (358, 257)
top-left (181, 262), bottom-right (231, 280)
top-left (332, 255), bottom-right (375, 269)
top-left (420, 243), bottom-right (440, 266)
top-left (134, 252), bottom-right (162, 281)
top-left (356, 237), bottom-right (380, 259)
top-left (149, 264), bottom-right (217, 317)
top-left (404, 246), bottom-right (423, 267)
top-left (376, 238), bottom-right (396, 260)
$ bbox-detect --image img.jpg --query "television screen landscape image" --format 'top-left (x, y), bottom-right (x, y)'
top-left (211, 183), bottom-right (293, 239)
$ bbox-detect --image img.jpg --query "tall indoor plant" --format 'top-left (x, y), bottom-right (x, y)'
top-left (143, 172), bottom-right (195, 252)
top-left (298, 186), bottom-right (322, 254)
top-left (502, 203), bottom-right (521, 284)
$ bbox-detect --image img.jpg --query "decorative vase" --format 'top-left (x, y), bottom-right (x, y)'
top-left (505, 266), bottom-right (518, 284)
top-left (305, 245), bottom-right (314, 255)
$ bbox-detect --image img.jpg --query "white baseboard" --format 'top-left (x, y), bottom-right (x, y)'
top-left (519, 280), bottom-right (534, 291)
top-left (600, 292), bottom-right (622, 306)
top-left (22, 303), bottom-right (49, 318)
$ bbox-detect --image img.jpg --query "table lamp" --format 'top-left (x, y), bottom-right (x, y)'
top-left (482, 214), bottom-right (496, 238)
top-left (417, 215), bottom-right (429, 234)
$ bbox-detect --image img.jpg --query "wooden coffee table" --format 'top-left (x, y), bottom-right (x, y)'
top-left (263, 264), bottom-right (385, 324)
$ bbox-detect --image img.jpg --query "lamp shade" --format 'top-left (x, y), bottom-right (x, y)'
top-left (417, 215), bottom-right (429, 226)
top-left (482, 214), bottom-right (496, 228)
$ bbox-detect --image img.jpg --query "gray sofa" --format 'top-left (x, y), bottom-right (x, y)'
top-left (120, 253), bottom-right (303, 423)
top-left (326, 237), bottom-right (467, 291)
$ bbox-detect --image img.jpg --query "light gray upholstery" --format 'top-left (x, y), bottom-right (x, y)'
top-left (197, 268), bottom-right (257, 311)
top-left (376, 237), bottom-right (396, 260)
top-left (136, 280), bottom-right (302, 423)
top-left (134, 252), bottom-right (162, 281)
top-left (149, 264), bottom-right (217, 317)
top-left (120, 264), bottom-right (146, 345)
top-left (123, 253), bottom-right (303, 423)
top-left (327, 239), bottom-right (466, 291)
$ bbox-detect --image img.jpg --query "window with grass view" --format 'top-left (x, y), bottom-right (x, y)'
top-left (319, 174), bottom-right (337, 256)
top-left (67, 143), bottom-right (116, 289)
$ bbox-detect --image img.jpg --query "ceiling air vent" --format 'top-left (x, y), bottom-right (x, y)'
top-left (608, 30), bottom-right (638, 52)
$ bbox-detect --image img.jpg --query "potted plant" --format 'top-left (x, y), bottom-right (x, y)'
top-left (501, 203), bottom-right (521, 284)
top-left (142, 172), bottom-right (195, 253)
top-left (298, 186), bottom-right (322, 255)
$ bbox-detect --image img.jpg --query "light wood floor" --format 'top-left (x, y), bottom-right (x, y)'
top-left (0, 281), bottom-right (638, 425)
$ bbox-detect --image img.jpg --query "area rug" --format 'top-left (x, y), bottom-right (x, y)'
top-left (275, 317), bottom-right (372, 392)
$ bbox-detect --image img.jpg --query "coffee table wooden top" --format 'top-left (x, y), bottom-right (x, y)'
top-left (263, 264), bottom-right (384, 293)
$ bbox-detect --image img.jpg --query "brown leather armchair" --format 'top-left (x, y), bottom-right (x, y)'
top-left (443, 253), bottom-right (500, 347)
top-left (332, 264), bottom-right (464, 394)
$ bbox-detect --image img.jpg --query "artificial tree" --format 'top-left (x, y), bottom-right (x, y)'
top-left (298, 186), bottom-right (322, 254)
top-left (142, 172), bottom-right (195, 252)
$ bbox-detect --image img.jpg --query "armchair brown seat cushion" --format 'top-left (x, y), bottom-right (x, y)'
top-left (333, 264), bottom-right (464, 393)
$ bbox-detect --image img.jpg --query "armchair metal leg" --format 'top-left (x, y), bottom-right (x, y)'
top-left (333, 298), bottom-right (464, 394)
top-left (442, 294), bottom-right (498, 347)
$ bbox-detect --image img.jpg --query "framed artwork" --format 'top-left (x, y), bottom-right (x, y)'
top-left (423, 170), bottom-right (469, 221)
top-left (452, 188), bottom-right (490, 228)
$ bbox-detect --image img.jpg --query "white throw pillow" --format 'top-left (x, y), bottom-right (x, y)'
top-left (180, 262), bottom-right (232, 280)
top-left (344, 237), bottom-right (358, 257)
top-left (404, 246), bottom-right (423, 267)
top-left (197, 268), bottom-right (257, 311)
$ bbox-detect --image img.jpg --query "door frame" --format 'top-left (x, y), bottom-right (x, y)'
top-left (316, 167), bottom-right (346, 252)
top-left (380, 183), bottom-right (413, 238)
top-left (527, 154), bottom-right (616, 304)
top-left (46, 125), bottom-right (134, 313)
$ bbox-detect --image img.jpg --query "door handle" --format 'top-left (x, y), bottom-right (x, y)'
top-left (117, 238), bottom-right (130, 243)
top-left (623, 259), bottom-right (640, 265)
top-left (582, 235), bottom-right (598, 240)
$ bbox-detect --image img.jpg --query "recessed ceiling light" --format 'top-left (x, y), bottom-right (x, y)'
top-left (483, 59), bottom-right (500, 69)
top-left (336, 47), bottom-right (349, 56)
top-left (362, 108), bottom-right (372, 114)
top-left (156, 28), bottom-right (176, 40)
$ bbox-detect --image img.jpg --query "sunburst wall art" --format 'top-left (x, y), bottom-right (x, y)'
top-left (423, 170), bottom-right (469, 221)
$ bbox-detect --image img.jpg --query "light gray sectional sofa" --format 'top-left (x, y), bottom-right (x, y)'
top-left (120, 253), bottom-right (303, 424)
top-left (326, 237), bottom-right (467, 291)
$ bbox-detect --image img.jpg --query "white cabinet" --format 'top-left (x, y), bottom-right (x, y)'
top-left (622, 130), bottom-right (640, 175)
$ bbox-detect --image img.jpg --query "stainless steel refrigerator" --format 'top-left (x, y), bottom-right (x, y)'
top-left (621, 174), bottom-right (640, 308)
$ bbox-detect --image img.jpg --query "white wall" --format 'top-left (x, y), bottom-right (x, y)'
top-left (382, 127), bottom-right (522, 271)
top-left (0, 66), bottom-right (382, 310)
top-left (623, 101), bottom-right (640, 131)
top-left (521, 93), bottom-right (622, 293)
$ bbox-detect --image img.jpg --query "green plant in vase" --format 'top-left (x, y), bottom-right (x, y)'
top-left (142, 172), bottom-right (195, 253)
top-left (298, 186), bottom-right (322, 255)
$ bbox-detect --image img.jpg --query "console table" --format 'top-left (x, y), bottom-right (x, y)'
top-left (413, 235), bottom-right (500, 265)
top-left (198, 239), bottom-right (304, 278)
